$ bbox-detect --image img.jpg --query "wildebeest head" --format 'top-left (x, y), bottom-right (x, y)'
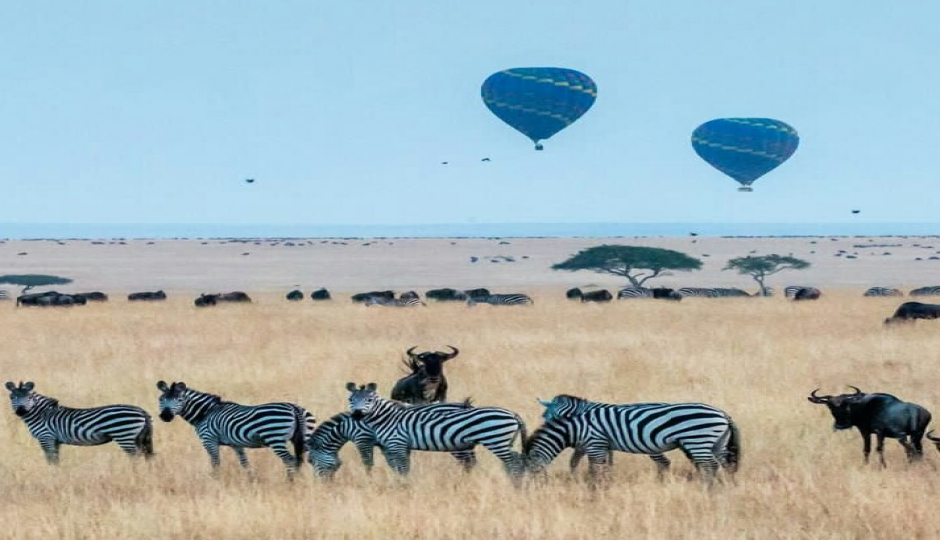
top-left (807, 386), bottom-right (865, 430)
top-left (347, 382), bottom-right (378, 419)
top-left (5, 381), bottom-right (37, 417)
top-left (156, 380), bottom-right (189, 422)
top-left (405, 346), bottom-right (459, 377)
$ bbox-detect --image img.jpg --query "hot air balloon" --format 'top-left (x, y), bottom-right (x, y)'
top-left (691, 118), bottom-right (799, 192)
top-left (481, 67), bottom-right (597, 150)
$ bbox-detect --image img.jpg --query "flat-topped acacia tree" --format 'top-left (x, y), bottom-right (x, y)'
top-left (551, 245), bottom-right (702, 287)
top-left (0, 274), bottom-right (73, 294)
top-left (723, 254), bottom-right (810, 297)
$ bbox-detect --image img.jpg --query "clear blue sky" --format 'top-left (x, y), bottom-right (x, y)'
top-left (2, 2), bottom-right (938, 227)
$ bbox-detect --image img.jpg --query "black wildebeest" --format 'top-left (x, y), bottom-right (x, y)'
top-left (351, 290), bottom-right (394, 303)
top-left (566, 288), bottom-right (613, 303)
top-left (128, 290), bottom-right (167, 301)
top-left (793, 287), bottom-right (822, 301)
top-left (565, 287), bottom-right (583, 300)
top-left (390, 346), bottom-right (459, 404)
top-left (74, 292), bottom-right (108, 302)
top-left (286, 290), bottom-right (303, 301)
top-left (195, 292), bottom-right (251, 307)
top-left (652, 287), bottom-right (683, 301)
top-left (463, 288), bottom-right (491, 301)
top-left (310, 288), bottom-right (331, 301)
top-left (425, 288), bottom-right (469, 302)
top-left (17, 291), bottom-right (86, 307)
top-left (807, 386), bottom-right (932, 466)
top-left (884, 301), bottom-right (940, 325)
top-left (194, 294), bottom-right (218, 307)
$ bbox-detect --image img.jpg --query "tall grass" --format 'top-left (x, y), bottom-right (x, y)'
top-left (0, 292), bottom-right (936, 539)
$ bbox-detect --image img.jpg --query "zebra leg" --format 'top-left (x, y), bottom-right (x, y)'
top-left (649, 454), bottom-right (671, 480)
top-left (357, 443), bottom-right (376, 474)
top-left (679, 442), bottom-right (721, 483)
top-left (115, 436), bottom-right (144, 457)
top-left (585, 446), bottom-right (612, 489)
top-left (482, 442), bottom-right (525, 487)
top-left (268, 441), bottom-right (300, 480)
top-left (39, 439), bottom-right (60, 465)
top-left (233, 447), bottom-right (251, 469)
top-left (381, 444), bottom-right (411, 476)
top-left (201, 439), bottom-right (222, 476)
top-left (569, 448), bottom-right (584, 475)
top-left (451, 449), bottom-right (478, 472)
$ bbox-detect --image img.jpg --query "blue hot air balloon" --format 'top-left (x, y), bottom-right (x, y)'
top-left (691, 118), bottom-right (800, 192)
top-left (481, 67), bottom-right (597, 150)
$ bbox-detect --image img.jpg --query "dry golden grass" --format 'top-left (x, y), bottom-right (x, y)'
top-left (1, 291), bottom-right (938, 539)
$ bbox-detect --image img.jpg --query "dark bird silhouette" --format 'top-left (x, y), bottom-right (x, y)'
top-left (481, 157), bottom-right (491, 162)
top-left (441, 162), bottom-right (449, 165)
top-left (852, 209), bottom-right (860, 214)
top-left (245, 178), bottom-right (255, 184)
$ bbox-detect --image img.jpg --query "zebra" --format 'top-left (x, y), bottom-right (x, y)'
top-left (864, 287), bottom-right (904, 297)
top-left (156, 381), bottom-right (315, 479)
top-left (0, 289), bottom-right (8, 301)
top-left (345, 382), bottom-right (527, 485)
top-left (617, 287), bottom-right (653, 299)
top-left (910, 286), bottom-right (940, 297)
top-left (467, 293), bottom-right (533, 306)
top-left (307, 403), bottom-right (478, 479)
top-left (365, 291), bottom-right (425, 307)
top-left (784, 285), bottom-right (813, 298)
top-left (527, 394), bottom-right (740, 484)
top-left (5, 381), bottom-right (153, 464)
top-left (678, 287), bottom-right (750, 298)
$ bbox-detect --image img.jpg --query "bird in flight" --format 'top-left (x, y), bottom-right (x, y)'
top-left (851, 209), bottom-right (860, 214)
top-left (245, 178), bottom-right (255, 184)
top-left (441, 162), bottom-right (449, 165)
top-left (481, 157), bottom-right (491, 162)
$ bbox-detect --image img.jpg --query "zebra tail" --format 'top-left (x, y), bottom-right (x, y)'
top-left (139, 414), bottom-right (155, 458)
top-left (721, 419), bottom-right (742, 474)
top-left (514, 413), bottom-right (528, 453)
top-left (292, 407), bottom-right (314, 468)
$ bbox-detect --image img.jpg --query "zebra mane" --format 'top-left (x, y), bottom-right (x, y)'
top-left (186, 388), bottom-right (224, 405)
top-left (554, 394), bottom-right (587, 403)
top-left (34, 393), bottom-right (59, 407)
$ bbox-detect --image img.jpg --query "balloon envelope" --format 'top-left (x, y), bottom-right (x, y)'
top-left (481, 67), bottom-right (597, 150)
top-left (691, 118), bottom-right (799, 191)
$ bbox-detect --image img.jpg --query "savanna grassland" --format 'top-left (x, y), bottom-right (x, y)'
top-left (1, 291), bottom-right (938, 539)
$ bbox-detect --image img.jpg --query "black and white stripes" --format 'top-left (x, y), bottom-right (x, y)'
top-left (468, 293), bottom-right (533, 306)
top-left (5, 381), bottom-right (153, 464)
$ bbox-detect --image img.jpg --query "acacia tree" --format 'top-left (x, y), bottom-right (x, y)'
top-left (0, 274), bottom-right (73, 294)
top-left (551, 245), bottom-right (702, 287)
top-left (723, 254), bottom-right (809, 297)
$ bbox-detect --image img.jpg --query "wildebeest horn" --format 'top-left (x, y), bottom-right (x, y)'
top-left (847, 385), bottom-right (863, 396)
top-left (807, 388), bottom-right (827, 403)
top-left (443, 346), bottom-right (459, 360)
top-left (927, 430), bottom-right (940, 442)
top-left (406, 346), bottom-right (418, 358)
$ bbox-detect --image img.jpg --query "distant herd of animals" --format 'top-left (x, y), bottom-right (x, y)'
top-left (7, 285), bottom-right (940, 325)
top-left (7, 343), bottom-right (940, 487)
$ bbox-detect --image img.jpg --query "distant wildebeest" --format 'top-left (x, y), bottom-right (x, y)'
top-left (310, 288), bottom-right (331, 301)
top-left (17, 291), bottom-right (86, 307)
top-left (351, 290), bottom-right (395, 303)
top-left (652, 287), bottom-right (683, 300)
top-left (884, 302), bottom-right (940, 325)
top-left (566, 287), bottom-right (583, 300)
top-left (73, 292), bottom-right (108, 302)
top-left (570, 288), bottom-right (613, 303)
top-left (194, 294), bottom-right (218, 307)
top-left (792, 287), bottom-right (821, 301)
top-left (618, 287), bottom-right (682, 300)
top-left (219, 291), bottom-right (251, 302)
top-left (128, 290), bottom-right (167, 301)
top-left (864, 287), bottom-right (903, 297)
top-left (807, 386), bottom-right (931, 466)
top-left (463, 288), bottom-right (491, 300)
top-left (286, 290), bottom-right (303, 301)
top-left (391, 346), bottom-right (460, 404)
top-left (16, 291), bottom-right (59, 306)
top-left (909, 286), bottom-right (940, 297)
top-left (426, 288), bottom-right (469, 302)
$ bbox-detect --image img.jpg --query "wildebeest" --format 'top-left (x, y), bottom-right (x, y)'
top-left (128, 290), bottom-right (167, 301)
top-left (16, 291), bottom-right (87, 307)
top-left (792, 287), bottom-right (821, 301)
top-left (567, 288), bottom-right (613, 303)
top-left (463, 288), bottom-right (491, 300)
top-left (286, 290), bottom-right (303, 301)
top-left (219, 291), bottom-right (251, 302)
top-left (194, 294), bottom-right (218, 307)
top-left (807, 386), bottom-right (932, 466)
top-left (652, 287), bottom-right (682, 300)
top-left (351, 290), bottom-right (395, 303)
top-left (365, 291), bottom-right (425, 307)
top-left (390, 346), bottom-right (460, 404)
top-left (310, 288), bottom-right (331, 301)
top-left (566, 287), bottom-right (583, 300)
top-left (425, 288), bottom-right (469, 302)
top-left (73, 292), bottom-right (108, 302)
top-left (884, 302), bottom-right (940, 325)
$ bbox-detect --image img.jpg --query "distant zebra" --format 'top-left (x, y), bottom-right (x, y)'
top-left (910, 286), bottom-right (940, 297)
top-left (5, 381), bottom-right (153, 464)
top-left (679, 287), bottom-right (750, 298)
top-left (307, 404), bottom-right (477, 479)
top-left (528, 394), bottom-right (740, 483)
top-left (156, 381), bottom-right (315, 479)
top-left (365, 291), bottom-right (425, 307)
top-left (346, 382), bottom-right (527, 485)
top-left (467, 293), bottom-right (533, 306)
top-left (864, 287), bottom-right (904, 297)
top-left (784, 286), bottom-right (813, 299)
top-left (617, 287), bottom-right (653, 299)
top-left (0, 289), bottom-right (9, 301)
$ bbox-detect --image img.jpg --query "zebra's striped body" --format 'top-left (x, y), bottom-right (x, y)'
top-left (784, 285), bottom-right (813, 298)
top-left (528, 395), bottom-right (740, 482)
top-left (365, 296), bottom-right (425, 307)
top-left (157, 381), bottom-right (315, 479)
top-left (617, 287), bottom-right (653, 299)
top-left (910, 286), bottom-right (940, 297)
top-left (864, 287), bottom-right (904, 297)
top-left (6, 381), bottom-right (153, 464)
top-left (678, 287), bottom-right (750, 298)
top-left (468, 293), bottom-right (533, 306)
top-left (0, 289), bottom-right (8, 301)
top-left (307, 404), bottom-right (478, 479)
top-left (346, 383), bottom-right (527, 484)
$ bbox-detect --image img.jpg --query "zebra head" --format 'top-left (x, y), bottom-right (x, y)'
top-left (536, 394), bottom-right (586, 422)
top-left (156, 380), bottom-right (189, 422)
top-left (5, 381), bottom-right (36, 417)
top-left (347, 382), bottom-right (378, 419)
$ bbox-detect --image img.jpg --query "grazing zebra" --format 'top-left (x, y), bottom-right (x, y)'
top-left (784, 285), bottom-right (814, 298)
top-left (467, 293), bottom-right (533, 306)
top-left (678, 287), bottom-right (750, 298)
top-left (365, 291), bottom-right (425, 307)
top-left (307, 404), bottom-right (478, 479)
top-left (864, 287), bottom-right (904, 297)
top-left (527, 394), bottom-right (740, 483)
top-left (346, 382), bottom-right (527, 485)
top-left (156, 381), bottom-right (315, 479)
top-left (617, 287), bottom-right (653, 299)
top-left (910, 286), bottom-right (940, 297)
top-left (5, 381), bottom-right (153, 464)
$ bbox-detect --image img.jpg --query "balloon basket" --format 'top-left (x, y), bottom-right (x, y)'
top-left (737, 186), bottom-right (753, 192)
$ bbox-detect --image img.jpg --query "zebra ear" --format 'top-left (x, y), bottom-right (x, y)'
top-left (23, 382), bottom-right (34, 391)
top-left (176, 382), bottom-right (187, 391)
top-left (156, 381), bottom-right (169, 392)
top-left (366, 382), bottom-right (377, 392)
top-left (4, 381), bottom-right (14, 391)
top-left (346, 382), bottom-right (357, 392)
top-left (537, 398), bottom-right (552, 408)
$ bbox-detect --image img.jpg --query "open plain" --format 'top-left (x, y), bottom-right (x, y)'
top-left (2, 236), bottom-right (940, 539)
